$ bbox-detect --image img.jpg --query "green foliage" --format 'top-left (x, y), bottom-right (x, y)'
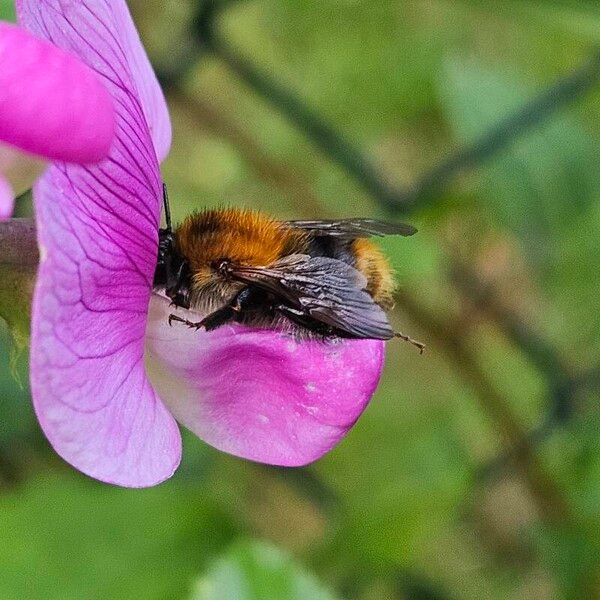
top-left (439, 57), bottom-right (599, 243)
top-left (0, 265), bottom-right (34, 346)
top-left (459, 0), bottom-right (600, 41)
top-left (1, 1), bottom-right (599, 599)
top-left (0, 475), bottom-right (237, 600)
top-left (190, 540), bottom-right (338, 600)
top-left (0, 0), bottom-right (15, 21)
top-left (535, 524), bottom-right (600, 600)
top-left (438, 56), bottom-right (600, 351)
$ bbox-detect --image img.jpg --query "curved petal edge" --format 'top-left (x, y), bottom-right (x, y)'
top-left (146, 296), bottom-right (385, 467)
top-left (21, 0), bottom-right (179, 486)
top-left (0, 22), bottom-right (115, 163)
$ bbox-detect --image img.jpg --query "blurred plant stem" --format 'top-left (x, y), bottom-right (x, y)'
top-left (0, 219), bottom-right (37, 344)
top-left (393, 290), bottom-right (572, 525)
top-left (0, 446), bottom-right (21, 487)
top-left (168, 89), bottom-right (327, 218)
top-left (191, 0), bottom-right (600, 215)
top-left (0, 218), bottom-right (38, 266)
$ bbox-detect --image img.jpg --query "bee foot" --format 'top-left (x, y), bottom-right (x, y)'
top-left (168, 313), bottom-right (208, 331)
top-left (168, 313), bottom-right (183, 327)
top-left (394, 330), bottom-right (426, 354)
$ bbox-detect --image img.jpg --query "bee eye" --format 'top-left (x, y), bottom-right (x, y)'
top-left (211, 259), bottom-right (232, 278)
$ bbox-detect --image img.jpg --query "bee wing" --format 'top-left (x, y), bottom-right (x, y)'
top-left (230, 255), bottom-right (394, 340)
top-left (285, 218), bottom-right (417, 238)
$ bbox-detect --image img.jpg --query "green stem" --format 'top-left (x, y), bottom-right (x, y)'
top-left (0, 218), bottom-right (38, 266)
top-left (0, 218), bottom-right (38, 341)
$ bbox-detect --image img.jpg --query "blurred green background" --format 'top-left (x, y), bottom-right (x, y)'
top-left (1, 0), bottom-right (599, 598)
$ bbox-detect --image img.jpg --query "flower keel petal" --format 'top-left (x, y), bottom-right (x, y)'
top-left (146, 297), bottom-right (384, 466)
top-left (0, 22), bottom-right (114, 163)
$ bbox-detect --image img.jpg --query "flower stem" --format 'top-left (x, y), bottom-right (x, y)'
top-left (0, 218), bottom-right (38, 266)
top-left (0, 218), bottom-right (38, 340)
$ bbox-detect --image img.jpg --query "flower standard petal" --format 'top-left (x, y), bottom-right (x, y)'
top-left (0, 22), bottom-right (115, 163)
top-left (146, 297), bottom-right (385, 467)
top-left (19, 0), bottom-right (180, 486)
top-left (111, 2), bottom-right (171, 160)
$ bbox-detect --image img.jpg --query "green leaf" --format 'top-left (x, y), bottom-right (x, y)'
top-left (438, 57), bottom-right (600, 265)
top-left (0, 475), bottom-right (237, 600)
top-left (190, 540), bottom-right (338, 600)
top-left (0, 0), bottom-right (15, 21)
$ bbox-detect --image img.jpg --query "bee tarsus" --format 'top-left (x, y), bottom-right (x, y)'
top-left (168, 303), bottom-right (240, 332)
top-left (394, 331), bottom-right (426, 354)
top-left (168, 314), bottom-right (204, 330)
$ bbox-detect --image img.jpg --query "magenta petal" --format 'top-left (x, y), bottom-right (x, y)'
top-left (146, 297), bottom-right (384, 466)
top-left (0, 22), bottom-right (114, 163)
top-left (17, 1), bottom-right (170, 163)
top-left (111, 2), bottom-right (171, 161)
top-left (21, 1), bottom-right (180, 486)
top-left (0, 174), bottom-right (13, 220)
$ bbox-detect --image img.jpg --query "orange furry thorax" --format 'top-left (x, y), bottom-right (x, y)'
top-left (174, 208), bottom-right (306, 273)
top-left (174, 207), bottom-right (396, 311)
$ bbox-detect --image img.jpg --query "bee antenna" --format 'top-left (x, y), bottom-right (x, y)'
top-left (162, 182), bottom-right (172, 233)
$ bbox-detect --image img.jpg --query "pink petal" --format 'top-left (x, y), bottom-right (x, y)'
top-left (0, 22), bottom-right (114, 163)
top-left (21, 1), bottom-right (180, 486)
top-left (17, 0), bottom-right (172, 163)
top-left (0, 174), bottom-right (14, 220)
top-left (146, 297), bottom-right (384, 467)
top-left (112, 2), bottom-right (171, 161)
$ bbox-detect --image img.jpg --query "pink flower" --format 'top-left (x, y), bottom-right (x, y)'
top-left (0, 21), bottom-right (115, 219)
top-left (21, 0), bottom-right (384, 487)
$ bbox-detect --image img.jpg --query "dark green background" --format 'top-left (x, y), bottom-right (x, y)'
top-left (1, 1), bottom-right (598, 598)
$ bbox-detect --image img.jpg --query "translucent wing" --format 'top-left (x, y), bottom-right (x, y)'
top-left (286, 218), bottom-right (417, 238)
top-left (230, 255), bottom-right (394, 340)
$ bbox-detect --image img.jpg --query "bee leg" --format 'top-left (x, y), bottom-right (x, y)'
top-left (197, 306), bottom-right (236, 331)
top-left (275, 304), bottom-right (333, 336)
top-left (168, 314), bottom-right (205, 329)
top-left (168, 288), bottom-right (259, 332)
top-left (168, 306), bottom-right (236, 331)
top-left (393, 330), bottom-right (426, 354)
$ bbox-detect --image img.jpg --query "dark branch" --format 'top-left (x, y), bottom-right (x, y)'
top-left (448, 261), bottom-right (569, 383)
top-left (192, 2), bottom-right (398, 207)
top-left (408, 49), bottom-right (600, 211)
top-left (0, 218), bottom-right (39, 266)
top-left (192, 0), bottom-right (600, 214)
top-left (477, 365), bottom-right (599, 482)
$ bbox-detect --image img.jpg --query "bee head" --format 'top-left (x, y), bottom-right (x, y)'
top-left (169, 208), bottom-right (305, 310)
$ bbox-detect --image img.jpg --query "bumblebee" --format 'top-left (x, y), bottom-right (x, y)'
top-left (154, 186), bottom-right (424, 352)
